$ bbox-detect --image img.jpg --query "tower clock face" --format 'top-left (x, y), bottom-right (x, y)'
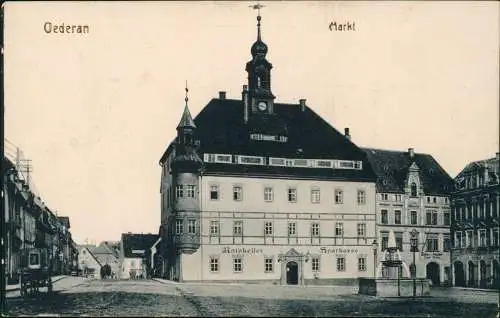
top-left (258, 101), bottom-right (268, 111)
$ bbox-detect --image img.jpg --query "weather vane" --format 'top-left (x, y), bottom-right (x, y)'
top-left (185, 80), bottom-right (189, 104)
top-left (249, 2), bottom-right (265, 16)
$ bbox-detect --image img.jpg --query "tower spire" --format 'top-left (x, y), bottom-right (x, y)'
top-left (250, 3), bottom-right (265, 41)
top-left (177, 81), bottom-right (196, 130)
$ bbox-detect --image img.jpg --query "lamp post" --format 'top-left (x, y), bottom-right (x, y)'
top-left (372, 240), bottom-right (378, 278)
top-left (410, 229), bottom-right (419, 297)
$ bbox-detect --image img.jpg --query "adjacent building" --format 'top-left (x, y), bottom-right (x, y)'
top-left (450, 153), bottom-right (499, 289)
top-left (119, 233), bottom-right (159, 279)
top-left (363, 148), bottom-right (455, 286)
top-left (158, 14), bottom-right (378, 285)
top-left (3, 156), bottom-right (76, 282)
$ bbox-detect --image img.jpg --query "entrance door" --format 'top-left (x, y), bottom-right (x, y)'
top-left (479, 261), bottom-right (487, 288)
top-left (454, 261), bottom-right (465, 287)
top-left (286, 261), bottom-right (299, 285)
top-left (426, 262), bottom-right (440, 286)
top-left (468, 261), bottom-right (475, 287)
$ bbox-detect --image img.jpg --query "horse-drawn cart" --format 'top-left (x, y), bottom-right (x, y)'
top-left (19, 248), bottom-right (53, 296)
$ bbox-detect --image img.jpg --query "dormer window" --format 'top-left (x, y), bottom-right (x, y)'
top-left (410, 182), bottom-right (418, 197)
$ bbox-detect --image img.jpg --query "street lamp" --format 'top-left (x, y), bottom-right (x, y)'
top-left (410, 229), bottom-right (419, 297)
top-left (372, 240), bottom-right (378, 278)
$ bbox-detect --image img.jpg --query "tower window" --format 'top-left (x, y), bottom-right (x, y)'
top-left (175, 219), bottom-right (184, 234)
top-left (257, 76), bottom-right (261, 88)
top-left (410, 183), bottom-right (418, 197)
top-left (187, 219), bottom-right (196, 234)
top-left (186, 185), bottom-right (196, 198)
top-left (176, 185), bottom-right (184, 198)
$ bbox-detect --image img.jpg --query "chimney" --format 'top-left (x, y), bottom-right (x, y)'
top-left (242, 85), bottom-right (249, 123)
top-left (408, 148), bottom-right (415, 158)
top-left (344, 128), bottom-right (351, 140)
top-left (299, 99), bottom-right (306, 112)
top-left (219, 91), bottom-right (226, 100)
top-left (496, 152), bottom-right (499, 161)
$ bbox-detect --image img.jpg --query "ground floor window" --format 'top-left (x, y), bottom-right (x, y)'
top-left (358, 257), bottom-right (366, 272)
top-left (233, 258), bottom-right (243, 273)
top-left (312, 257), bottom-right (320, 272)
top-left (337, 257), bottom-right (345, 272)
top-left (264, 257), bottom-right (273, 273)
top-left (210, 257), bottom-right (219, 273)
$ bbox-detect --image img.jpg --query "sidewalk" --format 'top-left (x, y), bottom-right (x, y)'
top-left (451, 286), bottom-right (499, 293)
top-left (152, 278), bottom-right (180, 285)
top-left (6, 275), bottom-right (68, 292)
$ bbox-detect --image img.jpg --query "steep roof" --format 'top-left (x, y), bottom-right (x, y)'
top-left (121, 233), bottom-right (159, 258)
top-left (362, 147), bottom-right (454, 195)
top-left (177, 104), bottom-right (196, 129)
top-left (160, 98), bottom-right (377, 182)
top-left (87, 245), bottom-right (119, 267)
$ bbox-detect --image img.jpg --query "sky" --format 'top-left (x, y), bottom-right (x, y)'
top-left (4, 1), bottom-right (499, 245)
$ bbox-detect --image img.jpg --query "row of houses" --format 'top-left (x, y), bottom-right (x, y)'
top-left (3, 156), bottom-right (79, 283)
top-left (76, 233), bottom-right (161, 280)
top-left (155, 12), bottom-right (499, 289)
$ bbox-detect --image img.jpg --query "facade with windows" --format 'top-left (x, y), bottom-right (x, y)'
top-left (363, 148), bottom-right (454, 286)
top-left (158, 14), bottom-right (378, 285)
top-left (450, 153), bottom-right (499, 289)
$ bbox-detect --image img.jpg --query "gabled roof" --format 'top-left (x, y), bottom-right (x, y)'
top-left (121, 233), bottom-right (159, 258)
top-left (160, 98), bottom-right (377, 182)
top-left (362, 148), bottom-right (454, 195)
top-left (87, 245), bottom-right (119, 267)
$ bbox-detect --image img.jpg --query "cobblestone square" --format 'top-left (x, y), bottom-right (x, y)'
top-left (5, 277), bottom-right (499, 317)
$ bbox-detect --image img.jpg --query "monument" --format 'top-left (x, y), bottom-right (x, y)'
top-left (358, 230), bottom-right (431, 297)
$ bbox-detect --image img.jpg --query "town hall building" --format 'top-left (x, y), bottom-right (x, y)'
top-left (158, 13), bottom-right (379, 285)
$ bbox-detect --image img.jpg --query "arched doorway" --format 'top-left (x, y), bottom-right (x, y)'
top-left (286, 261), bottom-right (299, 285)
top-left (426, 262), bottom-right (440, 286)
top-left (468, 261), bottom-right (476, 287)
top-left (479, 260), bottom-right (487, 288)
top-left (454, 261), bottom-right (465, 287)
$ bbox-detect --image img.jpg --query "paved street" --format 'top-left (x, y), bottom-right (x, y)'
top-left (5, 277), bottom-right (500, 317)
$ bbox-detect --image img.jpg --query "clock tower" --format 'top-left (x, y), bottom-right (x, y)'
top-left (245, 13), bottom-right (275, 116)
